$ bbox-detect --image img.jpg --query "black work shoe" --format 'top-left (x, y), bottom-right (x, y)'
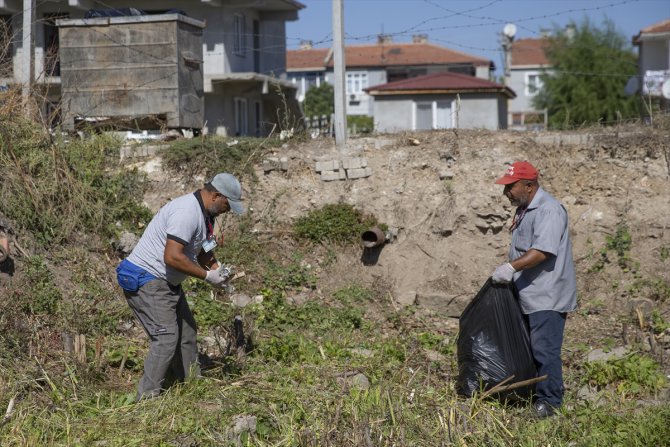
top-left (532, 401), bottom-right (557, 418)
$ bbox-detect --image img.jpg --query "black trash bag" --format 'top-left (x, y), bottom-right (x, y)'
top-left (456, 278), bottom-right (537, 399)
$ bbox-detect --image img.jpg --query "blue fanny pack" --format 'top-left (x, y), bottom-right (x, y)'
top-left (116, 259), bottom-right (157, 292)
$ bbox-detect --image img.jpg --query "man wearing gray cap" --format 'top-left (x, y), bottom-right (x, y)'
top-left (116, 172), bottom-right (244, 400)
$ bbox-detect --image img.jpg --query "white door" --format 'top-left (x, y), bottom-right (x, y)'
top-left (415, 102), bottom-right (432, 130)
top-left (435, 101), bottom-right (452, 129)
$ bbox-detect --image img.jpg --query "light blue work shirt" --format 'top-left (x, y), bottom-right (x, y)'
top-left (509, 187), bottom-right (577, 314)
top-left (128, 192), bottom-right (212, 286)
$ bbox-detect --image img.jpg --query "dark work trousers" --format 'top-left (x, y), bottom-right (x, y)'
top-left (125, 279), bottom-right (199, 400)
top-left (527, 310), bottom-right (567, 408)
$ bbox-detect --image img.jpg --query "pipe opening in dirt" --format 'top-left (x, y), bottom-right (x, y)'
top-left (361, 227), bottom-right (386, 248)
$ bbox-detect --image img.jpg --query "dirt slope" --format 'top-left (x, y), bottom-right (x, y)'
top-left (135, 126), bottom-right (670, 367)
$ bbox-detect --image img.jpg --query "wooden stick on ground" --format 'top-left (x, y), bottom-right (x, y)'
top-left (483, 374), bottom-right (549, 399)
top-left (0, 395), bottom-right (16, 428)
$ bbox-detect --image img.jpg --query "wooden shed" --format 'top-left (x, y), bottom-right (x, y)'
top-left (57, 13), bottom-right (205, 131)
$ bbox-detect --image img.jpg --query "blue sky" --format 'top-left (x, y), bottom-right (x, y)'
top-left (286, 0), bottom-right (669, 76)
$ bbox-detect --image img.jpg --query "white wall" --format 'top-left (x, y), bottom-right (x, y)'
top-left (639, 39), bottom-right (670, 72)
top-left (373, 92), bottom-right (506, 132)
top-left (507, 68), bottom-right (537, 112)
top-left (372, 96), bottom-right (414, 132)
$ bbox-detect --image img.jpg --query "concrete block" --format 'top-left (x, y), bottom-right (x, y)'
top-left (347, 167), bottom-right (372, 179)
top-left (439, 170), bottom-right (454, 180)
top-left (342, 157), bottom-right (367, 170)
top-left (321, 170), bottom-right (346, 181)
top-left (315, 160), bottom-right (340, 172)
top-left (263, 157), bottom-right (283, 173)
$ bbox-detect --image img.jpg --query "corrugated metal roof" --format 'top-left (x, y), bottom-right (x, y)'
top-left (287, 42), bottom-right (491, 71)
top-left (366, 71), bottom-right (515, 98)
top-left (510, 38), bottom-right (550, 67)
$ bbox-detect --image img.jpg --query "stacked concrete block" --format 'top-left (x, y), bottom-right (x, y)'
top-left (315, 160), bottom-right (340, 173)
top-left (119, 144), bottom-right (163, 160)
top-left (315, 156), bottom-right (372, 181)
top-left (321, 170), bottom-right (347, 181)
top-left (263, 156), bottom-right (289, 174)
top-left (316, 159), bottom-right (344, 181)
top-left (342, 157), bottom-right (367, 170)
top-left (344, 157), bottom-right (371, 179)
top-left (347, 167), bottom-right (373, 179)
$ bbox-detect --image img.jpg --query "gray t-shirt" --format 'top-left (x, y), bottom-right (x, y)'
top-left (509, 187), bottom-right (577, 314)
top-left (128, 192), bottom-right (210, 286)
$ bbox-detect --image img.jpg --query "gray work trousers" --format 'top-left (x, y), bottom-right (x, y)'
top-left (125, 279), bottom-right (199, 400)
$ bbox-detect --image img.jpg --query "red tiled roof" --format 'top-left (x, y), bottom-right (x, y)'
top-left (287, 42), bottom-right (491, 71)
top-left (640, 18), bottom-right (670, 34)
top-left (633, 19), bottom-right (670, 44)
top-left (510, 38), bottom-right (550, 67)
top-left (286, 47), bottom-right (330, 70)
top-left (366, 71), bottom-right (515, 98)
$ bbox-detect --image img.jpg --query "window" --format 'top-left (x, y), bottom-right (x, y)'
top-left (254, 101), bottom-right (262, 137)
top-left (252, 19), bottom-right (260, 71)
top-left (304, 72), bottom-right (324, 92)
top-left (525, 72), bottom-right (543, 96)
top-left (44, 13), bottom-right (69, 77)
top-left (234, 97), bottom-right (248, 136)
top-left (0, 15), bottom-right (12, 77)
top-left (234, 14), bottom-right (246, 56)
top-left (346, 72), bottom-right (368, 95)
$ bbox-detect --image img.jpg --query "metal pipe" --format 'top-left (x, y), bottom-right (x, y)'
top-left (361, 227), bottom-right (386, 248)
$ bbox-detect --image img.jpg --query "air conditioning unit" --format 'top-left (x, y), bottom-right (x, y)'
top-left (349, 93), bottom-right (358, 101)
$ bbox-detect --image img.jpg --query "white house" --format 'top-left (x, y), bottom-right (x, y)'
top-left (366, 71), bottom-right (514, 133)
top-left (632, 19), bottom-right (670, 111)
top-left (0, 0), bottom-right (304, 136)
top-left (505, 37), bottom-right (550, 130)
top-left (287, 35), bottom-right (494, 118)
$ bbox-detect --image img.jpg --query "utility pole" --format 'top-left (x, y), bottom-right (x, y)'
top-left (21, 0), bottom-right (36, 116)
top-left (332, 0), bottom-right (347, 148)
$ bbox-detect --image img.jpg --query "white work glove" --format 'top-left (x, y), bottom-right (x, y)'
top-left (204, 266), bottom-right (230, 288)
top-left (491, 263), bottom-right (516, 284)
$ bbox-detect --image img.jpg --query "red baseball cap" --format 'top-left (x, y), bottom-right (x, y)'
top-left (494, 161), bottom-right (538, 185)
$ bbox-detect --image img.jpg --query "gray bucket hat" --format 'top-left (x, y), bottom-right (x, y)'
top-left (210, 173), bottom-right (245, 215)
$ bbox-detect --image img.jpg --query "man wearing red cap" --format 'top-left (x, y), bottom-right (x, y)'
top-left (492, 161), bottom-right (577, 418)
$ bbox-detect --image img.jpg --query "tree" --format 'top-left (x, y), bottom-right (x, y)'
top-left (533, 18), bottom-right (639, 129)
top-left (303, 83), bottom-right (334, 119)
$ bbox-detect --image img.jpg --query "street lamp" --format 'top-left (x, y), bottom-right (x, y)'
top-left (502, 23), bottom-right (516, 80)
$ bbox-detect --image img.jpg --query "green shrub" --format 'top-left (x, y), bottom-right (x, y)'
top-left (160, 136), bottom-right (279, 181)
top-left (21, 256), bottom-right (62, 315)
top-left (347, 115), bottom-right (374, 134)
top-left (183, 278), bottom-right (234, 329)
top-left (606, 224), bottom-right (633, 270)
top-left (651, 310), bottom-right (670, 334)
top-left (303, 83), bottom-right (334, 118)
top-left (583, 353), bottom-right (667, 395)
top-left (262, 255), bottom-right (317, 293)
top-left (294, 203), bottom-right (383, 245)
top-left (0, 124), bottom-right (151, 246)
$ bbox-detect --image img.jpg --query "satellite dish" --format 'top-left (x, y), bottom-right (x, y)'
top-left (503, 23), bottom-right (517, 39)
top-left (662, 80), bottom-right (670, 99)
top-left (624, 76), bottom-right (639, 96)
